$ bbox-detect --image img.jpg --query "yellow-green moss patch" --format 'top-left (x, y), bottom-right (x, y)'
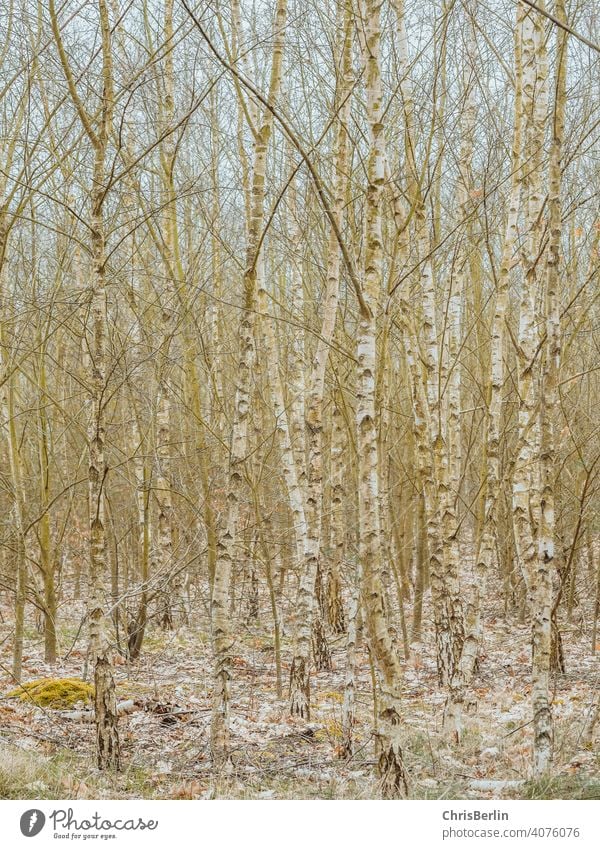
top-left (8, 678), bottom-right (94, 709)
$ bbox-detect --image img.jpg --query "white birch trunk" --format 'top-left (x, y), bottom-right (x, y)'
top-left (511, 6), bottom-right (552, 777)
top-left (357, 0), bottom-right (408, 797)
top-left (288, 0), bottom-right (352, 713)
top-left (211, 0), bottom-right (287, 762)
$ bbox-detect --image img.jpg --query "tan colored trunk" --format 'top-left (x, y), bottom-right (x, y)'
top-left (127, 371), bottom-right (151, 660)
top-left (341, 563), bottom-right (360, 758)
top-left (377, 316), bottom-right (394, 618)
top-left (0, 232), bottom-right (27, 682)
top-left (88, 150), bottom-right (120, 769)
top-left (156, 0), bottom-right (177, 629)
top-left (37, 346), bottom-right (57, 664)
top-left (411, 492), bottom-right (427, 642)
top-left (3, 368), bottom-right (27, 682)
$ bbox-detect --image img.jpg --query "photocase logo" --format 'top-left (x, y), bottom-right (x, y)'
top-left (20, 809), bottom-right (46, 837)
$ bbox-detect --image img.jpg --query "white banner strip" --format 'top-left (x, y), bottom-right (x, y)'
top-left (1, 799), bottom-right (598, 848)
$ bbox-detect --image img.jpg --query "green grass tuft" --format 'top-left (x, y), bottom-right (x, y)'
top-left (8, 678), bottom-right (94, 709)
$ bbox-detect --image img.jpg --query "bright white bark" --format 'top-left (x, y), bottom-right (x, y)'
top-left (328, 396), bottom-right (347, 634)
top-left (288, 0), bottom-right (352, 714)
top-left (511, 5), bottom-right (552, 777)
top-left (357, 0), bottom-right (408, 797)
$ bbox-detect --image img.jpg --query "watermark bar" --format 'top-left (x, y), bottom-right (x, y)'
top-left (1, 800), bottom-right (597, 848)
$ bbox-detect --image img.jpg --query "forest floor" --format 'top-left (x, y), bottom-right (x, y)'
top-left (1, 598), bottom-right (600, 800)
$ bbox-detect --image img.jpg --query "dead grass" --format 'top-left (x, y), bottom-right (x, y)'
top-left (1, 603), bottom-right (599, 799)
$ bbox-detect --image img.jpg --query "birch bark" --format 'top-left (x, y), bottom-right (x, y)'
top-left (211, 0), bottom-right (286, 762)
top-left (156, 0), bottom-right (176, 629)
top-left (511, 3), bottom-right (552, 776)
top-left (50, 0), bottom-right (120, 770)
top-left (357, 0), bottom-right (408, 796)
top-left (446, 0), bottom-right (520, 738)
top-left (288, 0), bottom-right (353, 713)
top-left (390, 0), bottom-right (464, 684)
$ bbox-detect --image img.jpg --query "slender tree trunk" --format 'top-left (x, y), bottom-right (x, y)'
top-left (541, 0), bottom-right (567, 679)
top-left (328, 396), bottom-right (346, 634)
top-left (592, 536), bottom-right (600, 654)
top-left (289, 0), bottom-right (352, 713)
top-left (341, 562), bottom-right (360, 758)
top-left (511, 6), bottom-right (551, 777)
top-left (446, 2), bottom-right (523, 738)
top-left (390, 0), bottom-right (464, 684)
top-left (127, 382), bottom-right (150, 661)
top-left (356, 0), bottom-right (408, 797)
top-left (211, 0), bottom-right (286, 762)
top-left (2, 363), bottom-right (27, 683)
top-left (156, 0), bottom-right (177, 630)
top-left (33, 324), bottom-right (58, 665)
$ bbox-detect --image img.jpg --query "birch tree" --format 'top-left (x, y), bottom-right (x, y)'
top-left (50, 0), bottom-right (120, 769)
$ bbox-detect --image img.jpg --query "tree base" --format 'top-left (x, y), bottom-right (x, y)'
top-left (94, 654), bottom-right (120, 771)
top-left (289, 656), bottom-right (310, 718)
